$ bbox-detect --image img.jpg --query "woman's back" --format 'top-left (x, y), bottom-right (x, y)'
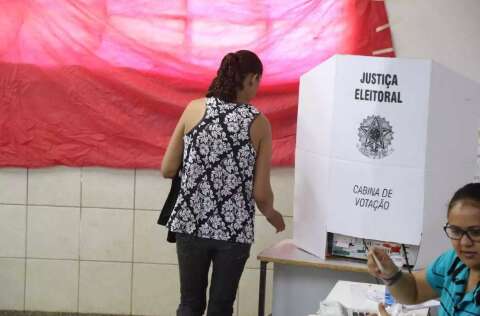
top-left (182, 97), bottom-right (266, 153)
top-left (167, 97), bottom-right (261, 243)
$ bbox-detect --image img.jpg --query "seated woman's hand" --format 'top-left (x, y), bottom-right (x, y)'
top-left (367, 303), bottom-right (390, 316)
top-left (367, 247), bottom-right (399, 280)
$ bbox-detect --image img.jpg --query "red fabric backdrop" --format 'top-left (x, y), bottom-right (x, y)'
top-left (0, 0), bottom-right (394, 168)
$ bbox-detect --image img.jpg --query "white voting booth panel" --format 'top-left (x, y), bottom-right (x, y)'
top-left (293, 55), bottom-right (480, 269)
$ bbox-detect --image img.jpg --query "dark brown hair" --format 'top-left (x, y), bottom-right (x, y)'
top-left (206, 50), bottom-right (263, 103)
top-left (447, 182), bottom-right (480, 215)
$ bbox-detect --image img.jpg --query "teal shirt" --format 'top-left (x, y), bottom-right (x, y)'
top-left (426, 249), bottom-right (480, 315)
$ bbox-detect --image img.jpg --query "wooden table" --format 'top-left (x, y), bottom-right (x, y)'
top-left (257, 239), bottom-right (375, 316)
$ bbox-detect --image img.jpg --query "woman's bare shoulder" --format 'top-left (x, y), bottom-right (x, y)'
top-left (251, 112), bottom-right (271, 131)
top-left (250, 112), bottom-right (271, 151)
top-left (183, 98), bottom-right (207, 133)
top-left (187, 98), bottom-right (206, 109)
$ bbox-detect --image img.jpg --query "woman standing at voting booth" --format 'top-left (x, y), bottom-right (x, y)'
top-left (367, 183), bottom-right (480, 316)
top-left (161, 50), bottom-right (285, 316)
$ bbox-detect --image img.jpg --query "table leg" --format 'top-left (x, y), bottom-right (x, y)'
top-left (258, 261), bottom-right (268, 316)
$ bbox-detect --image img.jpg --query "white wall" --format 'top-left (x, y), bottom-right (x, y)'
top-left (386, 0), bottom-right (480, 83)
top-left (386, 0), bottom-right (480, 181)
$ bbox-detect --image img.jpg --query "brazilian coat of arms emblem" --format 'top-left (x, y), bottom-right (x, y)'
top-left (357, 115), bottom-right (394, 159)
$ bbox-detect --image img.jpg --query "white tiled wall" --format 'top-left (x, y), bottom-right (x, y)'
top-left (0, 168), bottom-right (27, 204)
top-left (0, 205), bottom-right (26, 257)
top-left (27, 206), bottom-right (80, 259)
top-left (131, 263), bottom-right (180, 315)
top-left (79, 261), bottom-right (132, 314)
top-left (0, 258), bottom-right (25, 310)
top-left (0, 166), bottom-right (294, 315)
top-left (80, 208), bottom-right (134, 262)
top-left (25, 259), bottom-right (79, 312)
top-left (28, 167), bottom-right (81, 206)
top-left (238, 268), bottom-right (274, 316)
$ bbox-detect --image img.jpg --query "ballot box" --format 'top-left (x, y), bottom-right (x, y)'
top-left (293, 55), bottom-right (480, 268)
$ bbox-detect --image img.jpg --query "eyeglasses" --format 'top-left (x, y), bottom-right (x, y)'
top-left (443, 224), bottom-right (480, 242)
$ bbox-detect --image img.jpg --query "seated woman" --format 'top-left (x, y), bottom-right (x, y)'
top-left (367, 182), bottom-right (480, 316)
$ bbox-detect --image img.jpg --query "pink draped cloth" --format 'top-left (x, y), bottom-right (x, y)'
top-left (0, 0), bottom-right (394, 167)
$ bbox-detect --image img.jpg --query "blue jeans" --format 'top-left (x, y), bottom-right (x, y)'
top-left (175, 233), bottom-right (251, 316)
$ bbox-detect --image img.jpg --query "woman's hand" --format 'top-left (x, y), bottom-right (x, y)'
top-left (367, 247), bottom-right (399, 280)
top-left (265, 209), bottom-right (285, 232)
top-left (367, 303), bottom-right (390, 316)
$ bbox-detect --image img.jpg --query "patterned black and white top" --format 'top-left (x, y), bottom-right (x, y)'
top-left (167, 97), bottom-right (260, 244)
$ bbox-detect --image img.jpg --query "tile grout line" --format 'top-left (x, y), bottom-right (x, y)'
top-left (0, 255), bottom-right (183, 265)
top-left (0, 201), bottom-right (295, 219)
top-left (130, 169), bottom-right (136, 315)
top-left (23, 168), bottom-right (28, 311)
top-left (77, 167), bottom-right (83, 313)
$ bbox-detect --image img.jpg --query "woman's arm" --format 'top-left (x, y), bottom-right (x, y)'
top-left (251, 114), bottom-right (285, 232)
top-left (161, 99), bottom-right (206, 178)
top-left (161, 111), bottom-right (186, 178)
top-left (367, 248), bottom-right (438, 305)
top-left (387, 270), bottom-right (438, 305)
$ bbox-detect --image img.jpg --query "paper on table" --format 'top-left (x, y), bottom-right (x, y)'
top-left (403, 300), bottom-right (440, 311)
top-left (366, 287), bottom-right (384, 304)
top-left (366, 288), bottom-right (439, 312)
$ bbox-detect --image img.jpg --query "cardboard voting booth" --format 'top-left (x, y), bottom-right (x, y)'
top-left (293, 55), bottom-right (480, 269)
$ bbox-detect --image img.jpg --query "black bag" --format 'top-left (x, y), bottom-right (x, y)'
top-left (157, 172), bottom-right (181, 243)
